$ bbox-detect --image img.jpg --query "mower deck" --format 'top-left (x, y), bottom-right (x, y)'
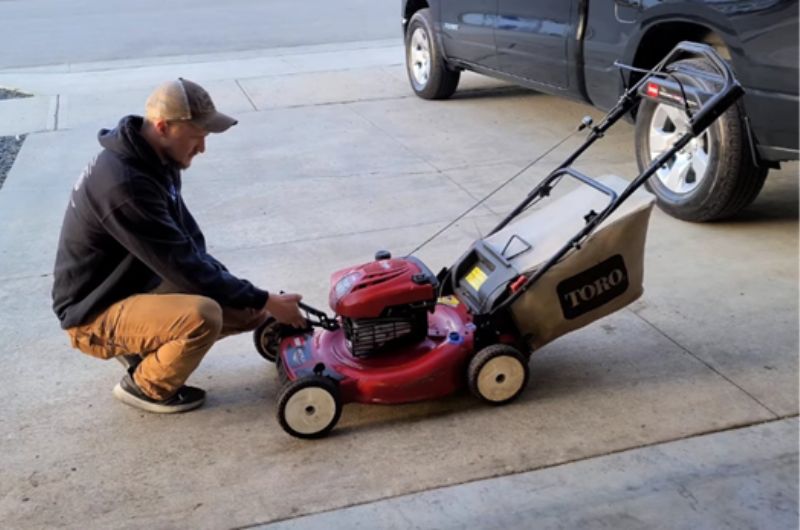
top-left (277, 301), bottom-right (475, 405)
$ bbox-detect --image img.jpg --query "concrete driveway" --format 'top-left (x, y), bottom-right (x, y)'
top-left (0, 41), bottom-right (797, 529)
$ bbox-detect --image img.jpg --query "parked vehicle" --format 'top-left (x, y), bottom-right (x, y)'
top-left (401, 0), bottom-right (799, 221)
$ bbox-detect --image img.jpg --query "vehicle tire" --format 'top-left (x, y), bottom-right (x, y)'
top-left (277, 376), bottom-right (342, 439)
top-left (468, 344), bottom-right (529, 405)
top-left (405, 8), bottom-right (460, 99)
top-left (635, 58), bottom-right (768, 222)
top-left (253, 317), bottom-right (281, 362)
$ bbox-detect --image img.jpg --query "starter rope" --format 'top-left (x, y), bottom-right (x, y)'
top-left (408, 124), bottom-right (585, 256)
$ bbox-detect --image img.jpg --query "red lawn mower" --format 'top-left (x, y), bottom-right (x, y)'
top-left (254, 43), bottom-right (744, 438)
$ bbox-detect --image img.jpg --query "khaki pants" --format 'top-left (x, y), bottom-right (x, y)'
top-left (66, 286), bottom-right (267, 400)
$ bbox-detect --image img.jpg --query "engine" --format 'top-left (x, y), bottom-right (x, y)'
top-left (329, 252), bottom-right (438, 357)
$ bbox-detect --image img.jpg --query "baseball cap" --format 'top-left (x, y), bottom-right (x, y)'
top-left (144, 78), bottom-right (237, 133)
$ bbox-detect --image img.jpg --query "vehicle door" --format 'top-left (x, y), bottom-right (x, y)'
top-left (495, 0), bottom-right (575, 89)
top-left (439, 0), bottom-right (499, 68)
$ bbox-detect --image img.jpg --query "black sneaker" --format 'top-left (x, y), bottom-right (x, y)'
top-left (112, 374), bottom-right (205, 413)
top-left (114, 354), bottom-right (142, 374)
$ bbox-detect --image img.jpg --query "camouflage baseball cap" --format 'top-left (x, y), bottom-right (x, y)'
top-left (145, 78), bottom-right (237, 133)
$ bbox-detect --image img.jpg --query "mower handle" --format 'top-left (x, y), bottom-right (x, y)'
top-left (492, 42), bottom-right (741, 239)
top-left (487, 43), bottom-right (743, 316)
top-left (550, 167), bottom-right (618, 202)
top-left (298, 301), bottom-right (339, 331)
top-left (668, 42), bottom-right (741, 135)
top-left (621, 41), bottom-right (743, 135)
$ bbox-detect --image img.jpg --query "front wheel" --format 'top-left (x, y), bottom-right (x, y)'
top-left (277, 376), bottom-right (342, 439)
top-left (405, 8), bottom-right (460, 100)
top-left (635, 58), bottom-right (767, 222)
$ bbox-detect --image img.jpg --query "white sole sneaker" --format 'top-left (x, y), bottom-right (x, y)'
top-left (112, 382), bottom-right (205, 414)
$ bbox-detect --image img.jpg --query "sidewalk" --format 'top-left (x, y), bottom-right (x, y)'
top-left (261, 418), bottom-right (798, 530)
top-left (0, 39), bottom-right (405, 135)
top-left (0, 40), bottom-right (796, 529)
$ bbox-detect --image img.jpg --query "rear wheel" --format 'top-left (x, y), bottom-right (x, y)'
top-left (635, 58), bottom-right (767, 222)
top-left (468, 344), bottom-right (529, 405)
top-left (253, 317), bottom-right (280, 362)
top-left (405, 8), bottom-right (460, 99)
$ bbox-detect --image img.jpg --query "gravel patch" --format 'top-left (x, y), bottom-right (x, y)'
top-left (0, 88), bottom-right (32, 100)
top-left (0, 87), bottom-right (33, 190)
top-left (0, 134), bottom-right (26, 190)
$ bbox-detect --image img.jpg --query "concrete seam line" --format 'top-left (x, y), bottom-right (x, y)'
top-left (235, 79), bottom-right (258, 112)
top-left (0, 271), bottom-right (52, 282)
top-left (233, 63), bottom-right (404, 84)
top-left (630, 309), bottom-right (781, 417)
top-left (343, 102), bottom-right (440, 174)
top-left (272, 94), bottom-right (413, 110)
top-left (437, 168), bottom-right (501, 218)
top-left (233, 416), bottom-right (798, 529)
top-left (54, 94), bottom-right (60, 130)
top-left (341, 101), bottom-right (496, 247)
top-left (215, 212), bottom-right (501, 256)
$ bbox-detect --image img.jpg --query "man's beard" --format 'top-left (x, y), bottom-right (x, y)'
top-left (166, 154), bottom-right (190, 170)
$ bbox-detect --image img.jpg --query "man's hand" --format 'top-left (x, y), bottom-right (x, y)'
top-left (265, 292), bottom-right (306, 328)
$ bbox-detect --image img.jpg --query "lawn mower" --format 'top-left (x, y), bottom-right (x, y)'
top-left (254, 43), bottom-right (745, 438)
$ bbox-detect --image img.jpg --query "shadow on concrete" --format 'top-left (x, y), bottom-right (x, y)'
top-left (451, 86), bottom-right (538, 101)
top-left (203, 351), bottom-right (646, 435)
top-left (332, 392), bottom-right (481, 437)
top-left (727, 168), bottom-right (799, 223)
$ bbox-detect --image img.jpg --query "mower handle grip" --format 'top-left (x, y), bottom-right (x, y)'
top-left (276, 297), bottom-right (338, 331)
top-left (690, 77), bottom-right (744, 135)
top-left (549, 167), bottom-right (618, 202)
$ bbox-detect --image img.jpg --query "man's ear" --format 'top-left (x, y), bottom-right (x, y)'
top-left (153, 119), bottom-right (170, 137)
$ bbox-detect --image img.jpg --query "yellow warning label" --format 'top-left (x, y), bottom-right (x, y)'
top-left (438, 295), bottom-right (460, 307)
top-left (465, 266), bottom-right (488, 291)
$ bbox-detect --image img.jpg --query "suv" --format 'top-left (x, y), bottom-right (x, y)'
top-left (401, 0), bottom-right (799, 221)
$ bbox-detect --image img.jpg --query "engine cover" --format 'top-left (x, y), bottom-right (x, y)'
top-left (329, 255), bottom-right (438, 357)
top-left (329, 256), bottom-right (437, 319)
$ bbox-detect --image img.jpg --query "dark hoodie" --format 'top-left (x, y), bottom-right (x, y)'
top-left (52, 115), bottom-right (268, 329)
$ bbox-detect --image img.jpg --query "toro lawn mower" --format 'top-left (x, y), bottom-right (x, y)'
top-left (254, 43), bottom-right (745, 438)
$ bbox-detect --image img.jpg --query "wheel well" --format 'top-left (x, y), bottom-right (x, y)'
top-left (403, 0), bottom-right (429, 32)
top-left (631, 23), bottom-right (731, 86)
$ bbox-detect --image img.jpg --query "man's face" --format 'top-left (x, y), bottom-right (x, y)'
top-left (162, 121), bottom-right (209, 169)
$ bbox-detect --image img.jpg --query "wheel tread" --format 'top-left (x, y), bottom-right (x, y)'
top-left (405, 8), bottom-right (460, 100)
top-left (277, 376), bottom-right (342, 439)
top-left (467, 344), bottom-right (530, 405)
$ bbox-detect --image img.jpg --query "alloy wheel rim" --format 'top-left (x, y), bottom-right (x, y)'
top-left (409, 27), bottom-right (431, 86)
top-left (649, 103), bottom-right (712, 194)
